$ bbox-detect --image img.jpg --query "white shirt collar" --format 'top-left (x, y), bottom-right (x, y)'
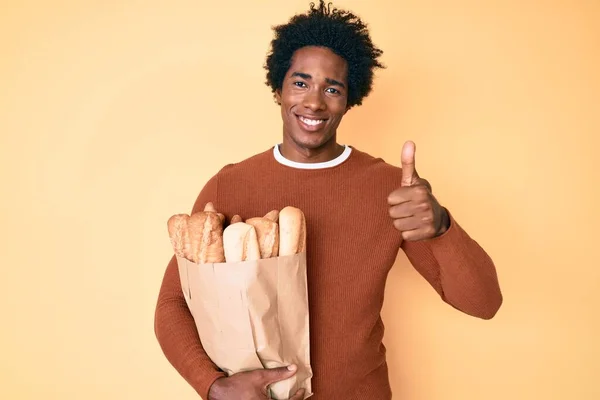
top-left (273, 143), bottom-right (352, 169)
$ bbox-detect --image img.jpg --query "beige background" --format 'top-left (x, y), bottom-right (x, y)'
top-left (1, 0), bottom-right (599, 399)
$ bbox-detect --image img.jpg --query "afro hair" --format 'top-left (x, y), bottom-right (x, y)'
top-left (264, 0), bottom-right (385, 108)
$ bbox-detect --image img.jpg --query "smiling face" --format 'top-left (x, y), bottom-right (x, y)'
top-left (275, 46), bottom-right (349, 157)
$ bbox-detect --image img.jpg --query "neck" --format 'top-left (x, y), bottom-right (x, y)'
top-left (280, 137), bottom-right (345, 163)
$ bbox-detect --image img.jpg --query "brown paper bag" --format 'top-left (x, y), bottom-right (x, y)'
top-left (176, 251), bottom-right (313, 399)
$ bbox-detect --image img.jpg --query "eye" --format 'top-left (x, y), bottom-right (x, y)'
top-left (326, 87), bottom-right (341, 95)
top-left (293, 81), bottom-right (307, 88)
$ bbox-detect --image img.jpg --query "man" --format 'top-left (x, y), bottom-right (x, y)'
top-left (154, 1), bottom-right (503, 399)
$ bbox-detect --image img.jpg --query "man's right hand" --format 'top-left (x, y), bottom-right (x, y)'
top-left (207, 364), bottom-right (305, 400)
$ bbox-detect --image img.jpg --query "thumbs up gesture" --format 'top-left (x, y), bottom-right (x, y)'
top-left (387, 141), bottom-right (450, 241)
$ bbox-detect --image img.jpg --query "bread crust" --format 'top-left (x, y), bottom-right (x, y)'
top-left (278, 206), bottom-right (306, 256)
top-left (223, 222), bottom-right (261, 262)
top-left (167, 214), bottom-right (191, 259)
top-left (187, 211), bottom-right (226, 263)
top-left (245, 216), bottom-right (279, 259)
top-left (168, 205), bottom-right (305, 263)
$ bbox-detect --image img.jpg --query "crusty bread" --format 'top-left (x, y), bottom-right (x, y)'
top-left (167, 214), bottom-right (191, 259)
top-left (187, 211), bottom-right (225, 263)
top-left (223, 222), bottom-right (261, 262)
top-left (168, 205), bottom-right (306, 263)
top-left (204, 202), bottom-right (225, 223)
top-left (203, 202), bottom-right (216, 212)
top-left (263, 209), bottom-right (279, 222)
top-left (278, 206), bottom-right (306, 256)
top-left (245, 216), bottom-right (279, 259)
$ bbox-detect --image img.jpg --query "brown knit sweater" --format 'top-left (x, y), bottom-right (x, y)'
top-left (154, 145), bottom-right (503, 399)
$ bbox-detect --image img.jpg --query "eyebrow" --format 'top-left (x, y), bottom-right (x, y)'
top-left (291, 72), bottom-right (346, 89)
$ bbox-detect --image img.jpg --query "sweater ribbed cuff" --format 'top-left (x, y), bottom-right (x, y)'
top-left (197, 370), bottom-right (227, 400)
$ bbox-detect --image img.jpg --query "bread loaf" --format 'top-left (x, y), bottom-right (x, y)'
top-left (278, 206), bottom-right (306, 256)
top-left (223, 222), bottom-right (261, 262)
top-left (186, 210), bottom-right (226, 263)
top-left (167, 214), bottom-right (191, 259)
top-left (264, 209), bottom-right (279, 222)
top-left (246, 210), bottom-right (280, 259)
top-left (204, 202), bottom-right (225, 223)
top-left (168, 204), bottom-right (306, 263)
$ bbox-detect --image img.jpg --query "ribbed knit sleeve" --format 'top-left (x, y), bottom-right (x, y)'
top-left (154, 173), bottom-right (226, 399)
top-left (400, 209), bottom-right (503, 319)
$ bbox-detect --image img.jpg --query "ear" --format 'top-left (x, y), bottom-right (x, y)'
top-left (275, 89), bottom-right (282, 105)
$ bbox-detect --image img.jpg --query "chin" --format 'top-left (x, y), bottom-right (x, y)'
top-left (293, 135), bottom-right (330, 150)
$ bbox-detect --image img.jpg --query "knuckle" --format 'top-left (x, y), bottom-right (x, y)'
top-left (390, 204), bottom-right (406, 219)
top-left (388, 189), bottom-right (405, 204)
top-left (421, 178), bottom-right (432, 190)
top-left (416, 186), bottom-right (429, 198)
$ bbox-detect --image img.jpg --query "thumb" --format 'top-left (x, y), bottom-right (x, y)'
top-left (260, 364), bottom-right (297, 386)
top-left (401, 140), bottom-right (418, 186)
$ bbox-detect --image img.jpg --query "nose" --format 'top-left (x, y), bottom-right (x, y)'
top-left (303, 89), bottom-right (326, 112)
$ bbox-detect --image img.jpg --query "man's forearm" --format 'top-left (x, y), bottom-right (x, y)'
top-left (154, 256), bottom-right (226, 398)
top-left (402, 211), bottom-right (503, 319)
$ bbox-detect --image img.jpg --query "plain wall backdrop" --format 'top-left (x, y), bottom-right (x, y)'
top-left (1, 0), bottom-right (599, 399)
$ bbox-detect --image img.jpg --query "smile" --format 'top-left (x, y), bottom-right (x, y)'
top-left (297, 115), bottom-right (326, 129)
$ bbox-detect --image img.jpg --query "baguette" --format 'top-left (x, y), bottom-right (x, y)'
top-left (204, 202), bottom-right (225, 223)
top-left (246, 210), bottom-right (280, 259)
top-left (278, 206), bottom-right (306, 256)
top-left (223, 222), bottom-right (261, 262)
top-left (167, 214), bottom-right (191, 259)
top-left (264, 209), bottom-right (279, 222)
top-left (186, 211), bottom-right (225, 263)
top-left (168, 204), bottom-right (306, 262)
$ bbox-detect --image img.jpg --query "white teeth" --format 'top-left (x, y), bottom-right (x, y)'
top-left (299, 116), bottom-right (324, 126)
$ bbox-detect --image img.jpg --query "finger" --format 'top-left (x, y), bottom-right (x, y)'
top-left (393, 216), bottom-right (422, 232)
top-left (401, 140), bottom-right (418, 187)
top-left (402, 225), bottom-right (436, 242)
top-left (388, 202), bottom-right (415, 219)
top-left (387, 187), bottom-right (411, 205)
top-left (388, 183), bottom-right (431, 206)
top-left (289, 388), bottom-right (306, 400)
top-left (419, 177), bottom-right (432, 192)
top-left (261, 364), bottom-right (298, 386)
